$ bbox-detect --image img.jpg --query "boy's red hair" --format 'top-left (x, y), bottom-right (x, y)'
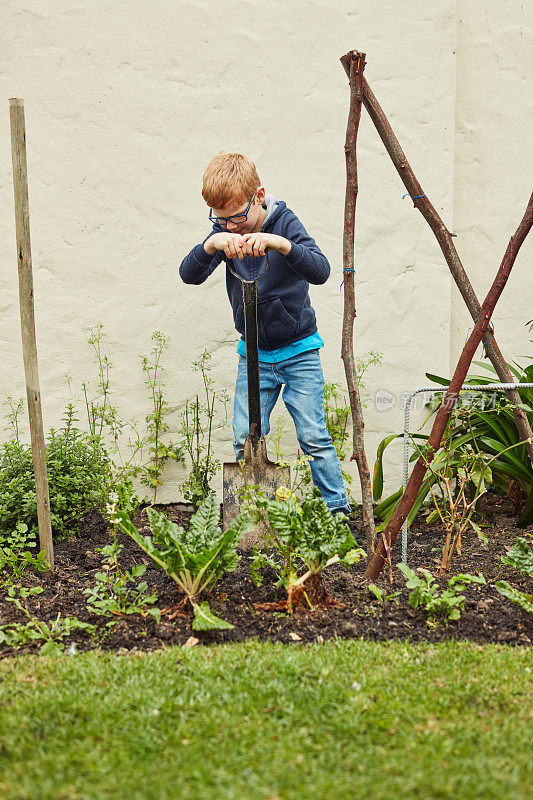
top-left (202, 152), bottom-right (260, 209)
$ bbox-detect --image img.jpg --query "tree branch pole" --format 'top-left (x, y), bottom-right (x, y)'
top-left (9, 98), bottom-right (54, 570)
top-left (366, 193), bottom-right (533, 579)
top-left (339, 50), bottom-right (377, 553)
top-left (339, 63), bottom-right (533, 466)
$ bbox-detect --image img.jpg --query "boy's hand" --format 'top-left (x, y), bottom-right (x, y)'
top-left (241, 233), bottom-right (292, 257)
top-left (204, 232), bottom-right (246, 260)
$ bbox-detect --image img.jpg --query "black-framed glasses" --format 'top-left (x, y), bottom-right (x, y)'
top-left (209, 193), bottom-right (256, 226)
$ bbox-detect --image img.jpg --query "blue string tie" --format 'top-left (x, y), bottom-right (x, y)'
top-left (402, 193), bottom-right (425, 201)
top-left (481, 321), bottom-right (495, 357)
top-left (464, 318), bottom-right (495, 357)
top-left (340, 268), bottom-right (356, 291)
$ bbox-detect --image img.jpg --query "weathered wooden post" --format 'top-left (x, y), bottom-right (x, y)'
top-left (9, 98), bottom-right (54, 570)
top-left (339, 50), bottom-right (377, 554)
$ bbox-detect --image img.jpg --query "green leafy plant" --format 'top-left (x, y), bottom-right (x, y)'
top-left (0, 522), bottom-right (48, 585)
top-left (243, 486), bottom-right (365, 612)
top-left (0, 402), bottom-right (112, 542)
top-left (1, 588), bottom-right (95, 655)
top-left (81, 324), bottom-right (184, 512)
top-left (397, 563), bottom-right (486, 625)
top-left (113, 493), bottom-right (252, 631)
top-left (426, 362), bottom-right (533, 527)
top-left (179, 351), bottom-right (230, 508)
top-left (495, 537), bottom-right (533, 615)
top-left (80, 324), bottom-right (149, 513)
top-left (373, 357), bottom-right (533, 536)
top-left (141, 331), bottom-right (184, 503)
top-left (83, 532), bottom-right (160, 624)
top-left (249, 548), bottom-right (287, 589)
top-left (82, 323), bottom-right (121, 441)
top-left (269, 416), bottom-right (314, 500)
top-left (412, 425), bottom-right (498, 570)
top-left (368, 584), bottom-right (401, 604)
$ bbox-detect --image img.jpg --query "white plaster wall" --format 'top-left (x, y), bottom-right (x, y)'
top-left (452, 2), bottom-right (533, 368)
top-left (0, 1), bottom-right (459, 502)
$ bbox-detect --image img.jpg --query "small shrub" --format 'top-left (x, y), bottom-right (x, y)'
top-left (83, 533), bottom-right (160, 623)
top-left (0, 404), bottom-right (112, 541)
top-left (179, 351), bottom-right (230, 509)
top-left (1, 587), bottom-right (95, 655)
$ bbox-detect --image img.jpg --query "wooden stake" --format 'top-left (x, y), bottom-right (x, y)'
top-left (9, 98), bottom-right (54, 570)
top-left (339, 50), bottom-right (377, 554)
top-left (365, 192), bottom-right (533, 580)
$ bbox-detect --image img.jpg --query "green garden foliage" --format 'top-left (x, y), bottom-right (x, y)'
top-left (0, 522), bottom-right (48, 585)
top-left (397, 563), bottom-right (486, 624)
top-left (140, 331), bottom-right (184, 503)
top-left (244, 486), bottom-right (365, 606)
top-left (114, 493), bottom-right (252, 631)
top-left (0, 404), bottom-right (112, 543)
top-left (495, 536), bottom-right (533, 615)
top-left (83, 536), bottom-right (160, 623)
top-left (373, 357), bottom-right (533, 529)
top-left (1, 587), bottom-right (95, 655)
top-left (178, 350), bottom-right (230, 509)
top-left (261, 487), bottom-right (360, 574)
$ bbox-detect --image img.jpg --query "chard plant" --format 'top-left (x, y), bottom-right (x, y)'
top-left (495, 537), bottom-right (533, 615)
top-left (397, 563), bottom-right (486, 625)
top-left (244, 486), bottom-right (365, 613)
top-left (113, 493), bottom-right (252, 631)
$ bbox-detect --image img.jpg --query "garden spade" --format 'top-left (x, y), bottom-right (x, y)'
top-left (223, 259), bottom-right (288, 548)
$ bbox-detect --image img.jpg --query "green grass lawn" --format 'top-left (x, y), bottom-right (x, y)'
top-left (0, 640), bottom-right (531, 800)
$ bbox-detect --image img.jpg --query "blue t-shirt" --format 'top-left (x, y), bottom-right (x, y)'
top-left (237, 331), bottom-right (324, 363)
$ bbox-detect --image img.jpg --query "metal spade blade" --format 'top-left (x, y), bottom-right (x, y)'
top-left (223, 272), bottom-right (288, 548)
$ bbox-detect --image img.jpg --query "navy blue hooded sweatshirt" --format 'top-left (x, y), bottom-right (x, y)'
top-left (179, 198), bottom-right (330, 351)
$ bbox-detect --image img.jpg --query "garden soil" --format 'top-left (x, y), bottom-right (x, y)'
top-left (1, 492), bottom-right (531, 657)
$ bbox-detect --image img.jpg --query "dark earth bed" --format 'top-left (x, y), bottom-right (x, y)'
top-left (1, 491), bottom-right (532, 656)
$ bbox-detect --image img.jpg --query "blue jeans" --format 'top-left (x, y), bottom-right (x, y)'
top-left (232, 350), bottom-right (350, 513)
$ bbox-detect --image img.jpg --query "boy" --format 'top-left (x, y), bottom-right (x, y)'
top-left (179, 152), bottom-right (353, 521)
